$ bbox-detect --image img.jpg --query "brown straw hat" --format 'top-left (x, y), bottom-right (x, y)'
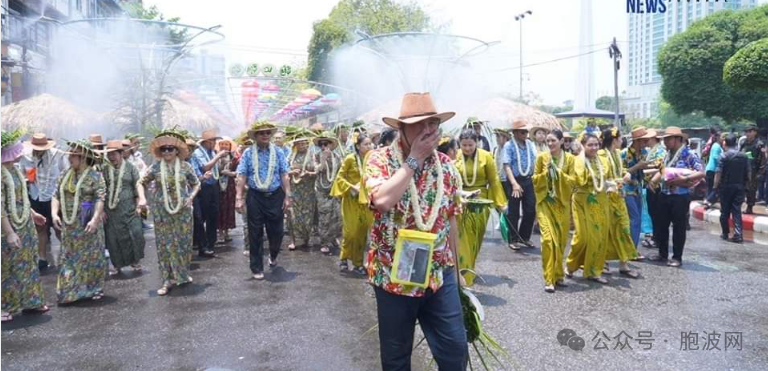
top-left (88, 134), bottom-right (106, 146)
top-left (99, 140), bottom-right (126, 154)
top-left (26, 133), bottom-right (56, 151)
top-left (511, 120), bottom-right (529, 131)
top-left (198, 129), bottom-right (222, 144)
top-left (660, 126), bottom-right (688, 139)
top-left (150, 133), bottom-right (189, 159)
top-left (247, 121), bottom-right (278, 140)
top-left (382, 92), bottom-right (455, 129)
top-left (630, 126), bottom-right (655, 140)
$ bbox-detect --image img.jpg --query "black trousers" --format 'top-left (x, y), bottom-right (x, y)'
top-left (247, 188), bottom-right (285, 274)
top-left (194, 183), bottom-right (219, 251)
top-left (719, 186), bottom-right (745, 238)
top-left (507, 177), bottom-right (536, 242)
top-left (655, 193), bottom-right (690, 261)
top-left (705, 171), bottom-right (718, 203)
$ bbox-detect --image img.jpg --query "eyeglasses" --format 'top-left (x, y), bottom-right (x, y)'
top-left (319, 141), bottom-right (330, 147)
top-left (255, 131), bottom-right (272, 136)
top-left (160, 146), bottom-right (176, 153)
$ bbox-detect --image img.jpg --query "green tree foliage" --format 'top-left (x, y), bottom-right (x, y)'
top-left (123, 2), bottom-right (188, 45)
top-left (307, 0), bottom-right (431, 83)
top-left (595, 96), bottom-right (615, 111)
top-left (657, 100), bottom-right (725, 129)
top-left (724, 38), bottom-right (768, 89)
top-left (657, 5), bottom-right (768, 123)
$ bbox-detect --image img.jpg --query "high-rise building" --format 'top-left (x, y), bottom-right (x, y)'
top-left (624, 0), bottom-right (757, 119)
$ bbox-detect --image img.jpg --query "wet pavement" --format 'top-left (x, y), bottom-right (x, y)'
top-left (3, 217), bottom-right (768, 371)
top-left (1, 221), bottom-right (385, 371)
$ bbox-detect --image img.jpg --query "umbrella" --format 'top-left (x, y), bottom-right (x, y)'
top-left (469, 98), bottom-right (564, 131)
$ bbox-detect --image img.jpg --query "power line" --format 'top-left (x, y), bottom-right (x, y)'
top-left (487, 48), bottom-right (605, 73)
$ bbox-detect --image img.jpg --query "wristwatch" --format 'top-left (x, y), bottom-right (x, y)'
top-left (404, 156), bottom-right (420, 171)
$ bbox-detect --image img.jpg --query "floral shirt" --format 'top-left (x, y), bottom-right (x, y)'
top-left (661, 145), bottom-right (703, 196)
top-left (620, 146), bottom-right (647, 196)
top-left (364, 143), bottom-right (461, 297)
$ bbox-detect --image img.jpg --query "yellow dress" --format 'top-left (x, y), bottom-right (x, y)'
top-left (565, 154), bottom-right (611, 278)
top-left (330, 153), bottom-right (373, 267)
top-left (532, 151), bottom-right (576, 286)
top-left (456, 149), bottom-right (507, 286)
top-left (601, 149), bottom-right (640, 263)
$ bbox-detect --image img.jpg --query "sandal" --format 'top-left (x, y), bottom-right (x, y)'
top-left (157, 285), bottom-right (170, 296)
top-left (544, 285), bottom-right (555, 293)
top-left (589, 277), bottom-right (609, 285)
top-left (508, 243), bottom-right (521, 251)
top-left (555, 280), bottom-right (568, 287)
top-left (22, 305), bottom-right (50, 314)
top-left (354, 266), bottom-right (366, 275)
top-left (320, 246), bottom-right (330, 254)
top-left (565, 268), bottom-right (573, 278)
top-left (243, 249), bottom-right (250, 256)
top-left (92, 293), bottom-right (104, 301)
top-left (130, 264), bottom-right (143, 272)
top-left (1, 312), bottom-right (12, 322)
top-left (339, 261), bottom-right (349, 271)
top-left (288, 243), bottom-right (296, 251)
top-left (620, 269), bottom-right (639, 279)
top-left (109, 268), bottom-right (120, 276)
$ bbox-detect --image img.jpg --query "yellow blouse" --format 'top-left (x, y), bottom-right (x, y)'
top-left (532, 151), bottom-right (576, 208)
top-left (330, 153), bottom-right (363, 199)
top-left (455, 148), bottom-right (507, 209)
top-left (573, 154), bottom-right (611, 194)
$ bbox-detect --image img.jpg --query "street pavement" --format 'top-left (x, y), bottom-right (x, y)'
top-left (3, 217), bottom-right (768, 371)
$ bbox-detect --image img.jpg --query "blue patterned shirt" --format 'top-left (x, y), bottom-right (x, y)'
top-left (502, 139), bottom-right (536, 178)
top-left (236, 144), bottom-right (289, 192)
top-left (621, 146), bottom-right (648, 196)
top-left (191, 147), bottom-right (218, 186)
top-left (661, 146), bottom-right (703, 196)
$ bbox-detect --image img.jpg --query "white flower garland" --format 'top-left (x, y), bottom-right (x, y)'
top-left (315, 151), bottom-right (339, 188)
top-left (460, 150), bottom-right (479, 187)
top-left (252, 144), bottom-right (276, 191)
top-left (584, 155), bottom-right (605, 193)
top-left (512, 139), bottom-right (534, 177)
top-left (106, 161), bottom-right (126, 210)
top-left (199, 148), bottom-right (219, 180)
top-left (60, 167), bottom-right (91, 225)
top-left (290, 149), bottom-right (312, 184)
top-left (160, 159), bottom-right (183, 215)
top-left (2, 166), bottom-right (31, 227)
top-left (392, 142), bottom-right (444, 232)
top-left (664, 146), bottom-right (683, 168)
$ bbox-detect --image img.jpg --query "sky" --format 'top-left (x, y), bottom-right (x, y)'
top-left (143, 0), bottom-right (764, 108)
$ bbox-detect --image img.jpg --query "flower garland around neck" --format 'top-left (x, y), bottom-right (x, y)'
top-left (605, 149), bottom-right (623, 181)
top-left (252, 143), bottom-right (276, 191)
top-left (315, 150), bottom-right (339, 188)
top-left (289, 145), bottom-right (312, 184)
top-left (545, 150), bottom-right (564, 200)
top-left (665, 145), bottom-right (684, 168)
top-left (200, 147), bottom-right (220, 180)
top-left (2, 165), bottom-right (31, 227)
top-left (460, 149), bottom-right (479, 187)
top-left (60, 166), bottom-right (91, 225)
top-left (160, 158), bottom-right (183, 215)
top-left (391, 141), bottom-right (444, 232)
top-left (584, 155), bottom-right (605, 194)
top-left (512, 139), bottom-right (534, 177)
top-left (106, 161), bottom-right (126, 210)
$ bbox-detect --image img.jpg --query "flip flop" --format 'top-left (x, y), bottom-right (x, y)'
top-left (320, 246), bottom-right (330, 254)
top-left (589, 277), bottom-right (609, 285)
top-left (22, 305), bottom-right (50, 314)
top-left (288, 243), bottom-right (296, 251)
top-left (620, 270), bottom-right (639, 279)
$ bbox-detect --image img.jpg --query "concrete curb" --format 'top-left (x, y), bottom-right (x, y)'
top-left (690, 201), bottom-right (768, 234)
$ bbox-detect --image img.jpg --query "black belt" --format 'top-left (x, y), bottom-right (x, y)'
top-left (249, 188), bottom-right (281, 197)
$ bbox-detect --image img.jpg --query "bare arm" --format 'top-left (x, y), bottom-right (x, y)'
top-left (282, 173), bottom-right (292, 211)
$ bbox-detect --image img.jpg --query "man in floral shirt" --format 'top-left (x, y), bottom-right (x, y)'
top-left (650, 127), bottom-right (704, 267)
top-left (364, 92), bottom-right (467, 370)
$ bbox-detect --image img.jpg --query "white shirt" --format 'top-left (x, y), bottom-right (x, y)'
top-left (19, 148), bottom-right (69, 202)
top-left (128, 152), bottom-right (147, 176)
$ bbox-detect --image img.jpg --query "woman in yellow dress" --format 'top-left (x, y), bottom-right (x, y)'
top-left (565, 132), bottom-right (611, 284)
top-left (331, 133), bottom-right (374, 274)
top-left (599, 128), bottom-right (640, 278)
top-left (455, 129), bottom-right (507, 286)
top-left (532, 130), bottom-right (576, 293)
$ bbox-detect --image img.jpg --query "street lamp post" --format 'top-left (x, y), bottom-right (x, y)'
top-left (514, 10), bottom-right (532, 101)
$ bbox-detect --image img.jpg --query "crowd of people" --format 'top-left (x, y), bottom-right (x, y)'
top-left (4, 90), bottom-right (753, 369)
